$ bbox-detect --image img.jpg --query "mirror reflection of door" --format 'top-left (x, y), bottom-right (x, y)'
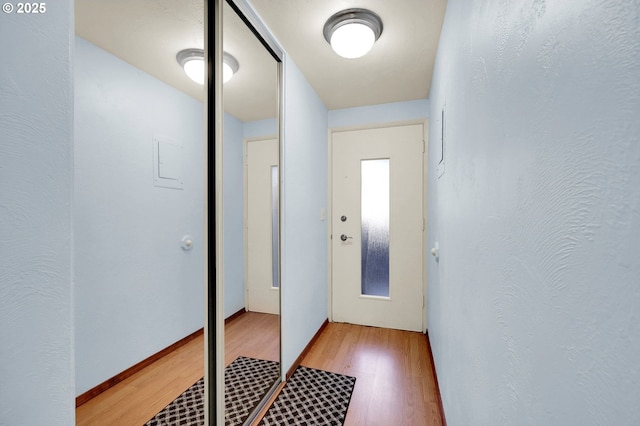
top-left (246, 138), bottom-right (280, 315)
top-left (222, 1), bottom-right (282, 423)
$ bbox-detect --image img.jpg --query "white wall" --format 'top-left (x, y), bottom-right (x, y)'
top-left (281, 57), bottom-right (329, 373)
top-left (74, 37), bottom-right (204, 395)
top-left (0, 2), bottom-right (75, 424)
top-left (428, 1), bottom-right (640, 424)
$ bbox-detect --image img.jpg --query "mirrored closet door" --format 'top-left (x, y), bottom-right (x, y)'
top-left (221, 0), bottom-right (283, 423)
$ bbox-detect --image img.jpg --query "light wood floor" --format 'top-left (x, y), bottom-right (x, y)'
top-left (76, 314), bottom-right (443, 425)
top-left (298, 323), bottom-right (443, 426)
top-left (75, 331), bottom-right (204, 426)
top-left (76, 312), bottom-right (278, 426)
top-left (225, 311), bottom-right (279, 365)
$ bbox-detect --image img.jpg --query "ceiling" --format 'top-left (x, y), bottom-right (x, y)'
top-left (75, 0), bottom-right (446, 122)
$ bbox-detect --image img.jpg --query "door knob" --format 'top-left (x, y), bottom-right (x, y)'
top-left (340, 234), bottom-right (353, 241)
top-left (431, 242), bottom-right (439, 261)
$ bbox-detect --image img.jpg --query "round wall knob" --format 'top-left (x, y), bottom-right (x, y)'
top-left (431, 242), bottom-right (440, 261)
top-left (181, 235), bottom-right (193, 251)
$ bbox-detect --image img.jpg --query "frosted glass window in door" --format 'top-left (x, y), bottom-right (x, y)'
top-left (271, 165), bottom-right (280, 288)
top-left (361, 159), bottom-right (390, 297)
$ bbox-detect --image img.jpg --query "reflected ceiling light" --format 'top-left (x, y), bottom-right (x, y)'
top-left (223, 52), bottom-right (240, 84)
top-left (176, 48), bottom-right (205, 85)
top-left (323, 8), bottom-right (383, 59)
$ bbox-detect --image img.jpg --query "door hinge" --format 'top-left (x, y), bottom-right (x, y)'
top-left (422, 140), bottom-right (426, 153)
top-left (423, 218), bottom-right (426, 231)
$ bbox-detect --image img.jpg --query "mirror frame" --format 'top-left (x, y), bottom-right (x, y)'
top-left (205, 1), bottom-right (221, 423)
top-left (207, 0), bottom-right (285, 423)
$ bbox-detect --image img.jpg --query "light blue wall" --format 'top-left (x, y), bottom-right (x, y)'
top-left (223, 113), bottom-right (245, 318)
top-left (428, 1), bottom-right (640, 424)
top-left (74, 37), bottom-right (204, 395)
top-left (0, 2), bottom-right (75, 424)
top-left (244, 117), bottom-right (278, 140)
top-left (281, 57), bottom-right (329, 373)
top-left (328, 99), bottom-right (429, 128)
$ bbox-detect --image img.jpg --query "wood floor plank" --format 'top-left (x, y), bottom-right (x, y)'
top-left (76, 312), bottom-right (278, 426)
top-left (225, 312), bottom-right (280, 365)
top-left (76, 334), bottom-right (204, 426)
top-left (76, 316), bottom-right (444, 426)
top-left (296, 323), bottom-right (443, 426)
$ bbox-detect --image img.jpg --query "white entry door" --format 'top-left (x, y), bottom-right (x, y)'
top-left (246, 138), bottom-right (279, 315)
top-left (331, 124), bottom-right (424, 332)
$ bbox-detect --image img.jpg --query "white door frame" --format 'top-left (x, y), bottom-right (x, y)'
top-left (244, 135), bottom-right (279, 312)
top-left (326, 119), bottom-right (429, 332)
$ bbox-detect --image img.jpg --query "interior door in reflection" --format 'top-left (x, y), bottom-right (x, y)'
top-left (246, 137), bottom-right (279, 314)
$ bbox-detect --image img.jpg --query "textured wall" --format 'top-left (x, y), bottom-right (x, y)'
top-left (281, 57), bottom-right (329, 373)
top-left (0, 2), bottom-right (75, 424)
top-left (74, 37), bottom-right (204, 395)
top-left (428, 1), bottom-right (640, 424)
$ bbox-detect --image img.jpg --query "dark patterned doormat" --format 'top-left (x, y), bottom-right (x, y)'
top-left (257, 366), bottom-right (356, 426)
top-left (145, 356), bottom-right (280, 426)
top-left (225, 356), bottom-right (281, 425)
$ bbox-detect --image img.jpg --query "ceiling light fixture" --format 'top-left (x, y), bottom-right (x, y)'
top-left (223, 52), bottom-right (239, 84)
top-left (323, 8), bottom-right (383, 59)
top-left (176, 48), bottom-right (205, 85)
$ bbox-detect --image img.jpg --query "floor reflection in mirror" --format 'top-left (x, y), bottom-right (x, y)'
top-left (75, 311), bottom-right (279, 426)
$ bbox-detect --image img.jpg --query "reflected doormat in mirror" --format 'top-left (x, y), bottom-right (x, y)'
top-left (144, 356), bottom-right (280, 426)
top-left (225, 356), bottom-right (281, 425)
top-left (257, 366), bottom-right (356, 426)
